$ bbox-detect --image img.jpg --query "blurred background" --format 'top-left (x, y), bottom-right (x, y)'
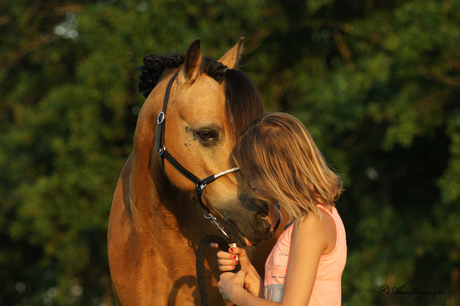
top-left (1, 0), bottom-right (459, 305)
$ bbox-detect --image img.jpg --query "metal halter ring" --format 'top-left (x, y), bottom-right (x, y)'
top-left (204, 211), bottom-right (230, 239)
top-left (157, 112), bottom-right (165, 124)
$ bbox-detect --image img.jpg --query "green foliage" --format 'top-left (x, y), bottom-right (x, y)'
top-left (1, 0), bottom-right (459, 305)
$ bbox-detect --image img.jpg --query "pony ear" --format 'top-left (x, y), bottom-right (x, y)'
top-left (179, 39), bottom-right (202, 84)
top-left (218, 37), bottom-right (244, 69)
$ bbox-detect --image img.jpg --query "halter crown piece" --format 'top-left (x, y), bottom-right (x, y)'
top-left (156, 71), bottom-right (240, 240)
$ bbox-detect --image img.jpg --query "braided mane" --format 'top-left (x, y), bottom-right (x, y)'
top-left (138, 54), bottom-right (185, 98)
top-left (138, 54), bottom-right (265, 137)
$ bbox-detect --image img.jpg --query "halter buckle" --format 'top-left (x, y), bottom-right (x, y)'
top-left (157, 112), bottom-right (165, 124)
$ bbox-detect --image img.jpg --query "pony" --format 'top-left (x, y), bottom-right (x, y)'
top-left (108, 38), bottom-right (282, 305)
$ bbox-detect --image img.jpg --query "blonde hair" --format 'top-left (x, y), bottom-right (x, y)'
top-left (231, 112), bottom-right (343, 222)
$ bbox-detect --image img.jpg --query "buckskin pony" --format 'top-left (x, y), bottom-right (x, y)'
top-left (108, 38), bottom-right (282, 305)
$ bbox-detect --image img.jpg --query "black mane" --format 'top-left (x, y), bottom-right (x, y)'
top-left (138, 54), bottom-right (185, 98)
top-left (138, 54), bottom-right (265, 137)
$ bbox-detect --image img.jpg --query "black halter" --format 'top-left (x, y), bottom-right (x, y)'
top-left (156, 70), bottom-right (239, 239)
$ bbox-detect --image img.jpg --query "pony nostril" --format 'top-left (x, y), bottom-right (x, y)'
top-left (259, 202), bottom-right (270, 218)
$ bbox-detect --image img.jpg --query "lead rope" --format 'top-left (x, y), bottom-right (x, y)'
top-left (196, 235), bottom-right (241, 306)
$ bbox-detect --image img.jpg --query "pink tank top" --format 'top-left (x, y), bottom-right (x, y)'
top-left (264, 204), bottom-right (347, 305)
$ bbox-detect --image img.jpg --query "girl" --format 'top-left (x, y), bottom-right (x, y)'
top-left (214, 112), bottom-right (346, 305)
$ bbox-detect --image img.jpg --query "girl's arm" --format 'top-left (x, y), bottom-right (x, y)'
top-left (218, 209), bottom-right (336, 306)
top-left (278, 209), bottom-right (335, 305)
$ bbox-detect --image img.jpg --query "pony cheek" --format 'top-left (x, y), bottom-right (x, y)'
top-left (163, 163), bottom-right (197, 192)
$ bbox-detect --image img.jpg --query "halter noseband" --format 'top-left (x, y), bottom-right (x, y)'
top-left (156, 70), bottom-right (239, 239)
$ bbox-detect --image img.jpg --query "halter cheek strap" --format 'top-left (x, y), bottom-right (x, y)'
top-left (155, 70), bottom-right (239, 239)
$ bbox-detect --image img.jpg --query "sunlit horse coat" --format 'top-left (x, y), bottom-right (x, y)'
top-left (108, 39), bottom-right (283, 305)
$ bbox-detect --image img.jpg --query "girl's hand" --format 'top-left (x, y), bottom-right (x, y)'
top-left (210, 243), bottom-right (250, 272)
top-left (218, 269), bottom-right (249, 302)
top-left (211, 243), bottom-right (263, 297)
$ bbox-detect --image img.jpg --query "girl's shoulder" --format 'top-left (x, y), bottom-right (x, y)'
top-left (294, 207), bottom-right (334, 230)
top-left (292, 208), bottom-right (336, 254)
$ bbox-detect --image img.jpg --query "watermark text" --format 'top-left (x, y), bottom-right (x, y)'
top-left (379, 285), bottom-right (445, 298)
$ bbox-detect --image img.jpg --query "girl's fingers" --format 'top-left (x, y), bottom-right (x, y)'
top-left (217, 251), bottom-right (239, 259)
top-left (215, 247), bottom-right (245, 272)
top-left (218, 258), bottom-right (239, 266)
top-left (228, 247), bottom-right (239, 254)
top-left (217, 256), bottom-right (239, 272)
top-left (218, 261), bottom-right (238, 272)
top-left (219, 265), bottom-right (237, 272)
top-left (227, 247), bottom-right (239, 262)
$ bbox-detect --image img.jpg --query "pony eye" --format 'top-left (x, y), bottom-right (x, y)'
top-left (197, 131), bottom-right (215, 140)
